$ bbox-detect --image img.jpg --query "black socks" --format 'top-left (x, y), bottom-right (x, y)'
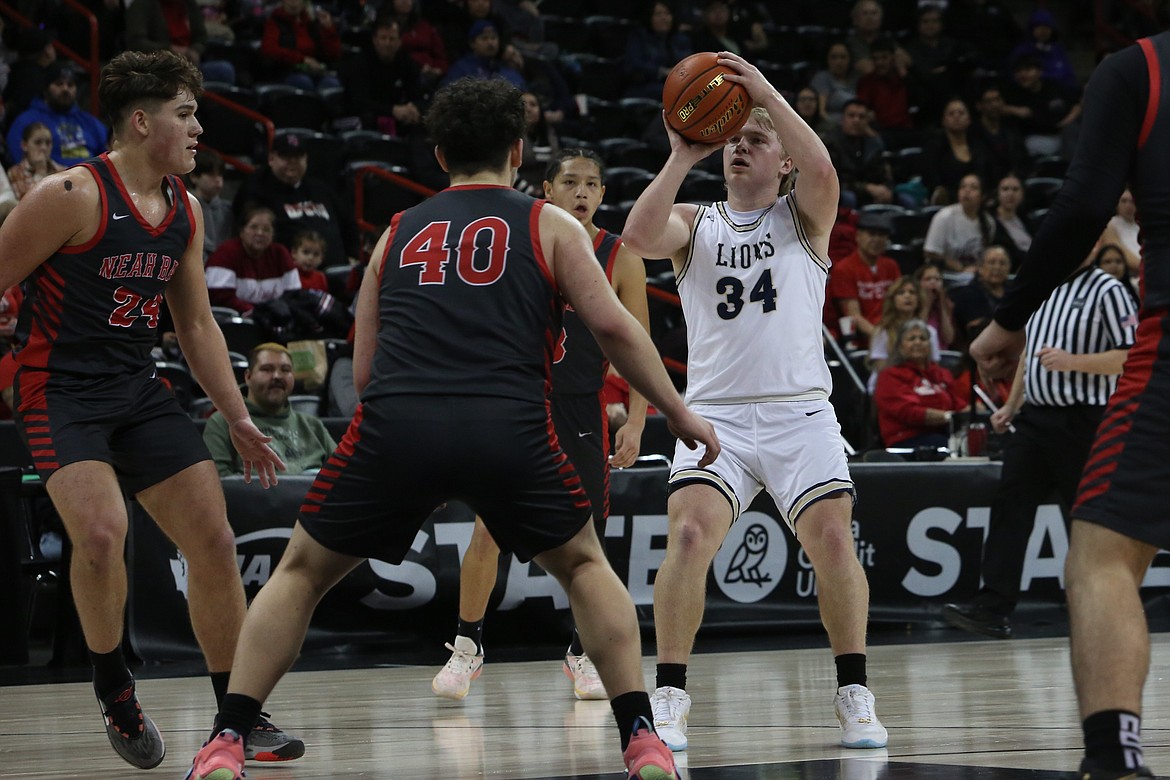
top-left (655, 663), bottom-right (687, 692)
top-left (90, 647), bottom-right (132, 702)
top-left (834, 653), bottom-right (867, 689)
top-left (1083, 710), bottom-right (1144, 773)
top-left (611, 691), bottom-right (652, 751)
top-left (215, 693), bottom-right (263, 740)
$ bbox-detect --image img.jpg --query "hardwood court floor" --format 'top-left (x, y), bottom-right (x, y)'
top-left (3, 635), bottom-right (1168, 779)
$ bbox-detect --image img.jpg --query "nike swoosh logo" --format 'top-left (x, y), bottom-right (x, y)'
top-left (805, 410), bottom-right (823, 417)
top-left (578, 431), bottom-right (592, 437)
top-left (112, 213), bottom-right (130, 220)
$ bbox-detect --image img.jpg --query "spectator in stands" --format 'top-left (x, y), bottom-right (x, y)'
top-left (433, 0), bottom-right (541, 60)
top-left (944, 0), bottom-right (1020, 72)
top-left (514, 91), bottom-right (558, 196)
top-left (846, 0), bottom-right (910, 78)
top-left (188, 149), bottom-right (232, 263)
top-left (1094, 242), bottom-right (1141, 308)
top-left (6, 122), bottom-right (64, 201)
top-left (867, 277), bottom-right (942, 392)
top-left (829, 211), bottom-right (902, 346)
top-left (260, 0), bottom-right (343, 91)
top-left (203, 342), bottom-right (336, 476)
top-left (810, 41), bottom-right (857, 125)
top-left (905, 5), bottom-right (974, 128)
top-left (290, 229), bottom-right (329, 292)
top-left (3, 26), bottom-right (56, 121)
top-left (205, 204), bottom-right (301, 316)
top-left (340, 15), bottom-right (427, 135)
top-left (1100, 188), bottom-right (1141, 274)
top-left (441, 20), bottom-right (526, 89)
top-left (824, 98), bottom-right (896, 209)
top-left (623, 1), bottom-right (693, 100)
top-left (125, 0), bottom-right (237, 85)
top-left (232, 131), bottom-right (359, 267)
top-left (1008, 7), bottom-right (1079, 93)
top-left (922, 98), bottom-right (992, 205)
top-left (794, 86), bottom-right (834, 138)
top-left (970, 83), bottom-right (1028, 185)
top-left (924, 172), bottom-right (995, 271)
top-left (1001, 53), bottom-right (1081, 159)
top-left (913, 263), bottom-right (956, 349)
top-left (6, 61), bottom-right (108, 166)
top-left (949, 243), bottom-right (1010, 344)
top-left (690, 0), bottom-right (757, 58)
top-left (874, 319), bottom-right (969, 448)
top-left (855, 36), bottom-right (916, 150)
top-left (388, 0), bottom-right (448, 86)
top-left (989, 172), bottom-right (1032, 271)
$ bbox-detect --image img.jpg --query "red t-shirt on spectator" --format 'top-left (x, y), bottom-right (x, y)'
top-left (297, 267), bottom-right (328, 292)
top-left (828, 250), bottom-right (901, 325)
top-left (874, 361), bottom-right (967, 446)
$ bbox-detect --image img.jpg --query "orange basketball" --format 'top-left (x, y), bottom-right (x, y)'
top-left (662, 51), bottom-right (751, 144)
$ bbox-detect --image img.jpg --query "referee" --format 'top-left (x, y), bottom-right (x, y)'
top-left (942, 249), bottom-right (1137, 638)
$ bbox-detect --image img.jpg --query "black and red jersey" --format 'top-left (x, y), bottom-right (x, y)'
top-left (551, 228), bottom-right (621, 396)
top-left (14, 153), bottom-right (194, 377)
top-left (363, 184), bottom-right (561, 405)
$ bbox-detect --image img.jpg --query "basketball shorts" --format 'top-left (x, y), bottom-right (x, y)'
top-left (1073, 307), bottom-right (1170, 549)
top-left (299, 395), bottom-right (593, 564)
top-left (550, 391), bottom-right (610, 526)
top-left (12, 364), bottom-right (211, 495)
top-left (668, 397), bottom-right (854, 534)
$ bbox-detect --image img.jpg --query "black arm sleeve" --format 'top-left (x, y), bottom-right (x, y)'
top-left (994, 45), bottom-right (1146, 331)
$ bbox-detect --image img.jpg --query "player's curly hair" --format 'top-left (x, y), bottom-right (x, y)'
top-left (100, 50), bottom-right (203, 134)
top-left (425, 78), bottom-right (526, 177)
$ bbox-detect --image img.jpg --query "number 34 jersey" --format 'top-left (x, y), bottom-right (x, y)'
top-left (678, 193), bottom-right (832, 405)
top-left (14, 153), bottom-right (194, 378)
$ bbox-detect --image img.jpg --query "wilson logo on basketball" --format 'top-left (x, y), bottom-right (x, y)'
top-left (677, 73), bottom-right (726, 123)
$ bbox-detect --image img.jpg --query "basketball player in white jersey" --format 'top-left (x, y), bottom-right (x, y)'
top-left (622, 51), bottom-right (887, 752)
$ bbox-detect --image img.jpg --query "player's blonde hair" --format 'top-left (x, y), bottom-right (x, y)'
top-left (743, 107), bottom-right (796, 197)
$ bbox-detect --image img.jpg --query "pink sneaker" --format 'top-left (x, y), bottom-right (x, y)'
top-left (622, 716), bottom-right (680, 780)
top-left (185, 728), bottom-right (245, 780)
top-left (431, 636), bottom-right (484, 700)
top-left (563, 653), bottom-right (607, 700)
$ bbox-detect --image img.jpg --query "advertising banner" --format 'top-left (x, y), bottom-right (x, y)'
top-left (125, 464), bottom-right (1170, 662)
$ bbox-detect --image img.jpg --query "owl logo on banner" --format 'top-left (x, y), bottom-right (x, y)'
top-left (713, 512), bottom-right (787, 603)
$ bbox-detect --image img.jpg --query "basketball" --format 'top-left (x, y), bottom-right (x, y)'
top-left (662, 52), bottom-right (751, 144)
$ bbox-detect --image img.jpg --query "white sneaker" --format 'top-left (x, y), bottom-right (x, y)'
top-left (834, 684), bottom-right (888, 748)
top-left (431, 636), bottom-right (483, 700)
top-left (563, 653), bottom-right (607, 700)
top-left (649, 686), bottom-right (691, 752)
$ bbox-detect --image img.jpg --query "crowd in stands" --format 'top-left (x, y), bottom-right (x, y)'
top-left (0, 0), bottom-right (1145, 455)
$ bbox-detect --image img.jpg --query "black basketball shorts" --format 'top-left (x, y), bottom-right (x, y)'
top-left (550, 391), bottom-right (610, 526)
top-left (299, 395), bottom-right (593, 564)
top-left (13, 364), bottom-right (211, 495)
top-left (1074, 307), bottom-right (1170, 549)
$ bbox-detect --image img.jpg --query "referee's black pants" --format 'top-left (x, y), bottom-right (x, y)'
top-left (975, 402), bottom-right (1105, 615)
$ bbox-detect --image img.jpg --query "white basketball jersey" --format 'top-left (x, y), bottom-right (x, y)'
top-left (678, 193), bottom-right (832, 404)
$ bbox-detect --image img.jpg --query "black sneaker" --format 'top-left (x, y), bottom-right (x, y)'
top-left (246, 712), bottom-right (305, 762)
top-left (95, 679), bottom-right (166, 769)
top-left (1078, 757), bottom-right (1155, 778)
top-left (941, 603), bottom-right (1012, 639)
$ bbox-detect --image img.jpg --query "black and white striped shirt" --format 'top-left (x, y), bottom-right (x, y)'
top-left (1023, 267), bottom-right (1138, 407)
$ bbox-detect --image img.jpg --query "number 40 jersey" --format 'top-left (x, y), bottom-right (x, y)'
top-left (678, 193), bottom-right (833, 405)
